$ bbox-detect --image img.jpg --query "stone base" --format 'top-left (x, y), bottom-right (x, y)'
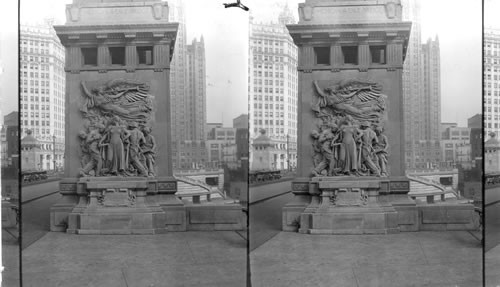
top-left (418, 203), bottom-right (476, 231)
top-left (50, 177), bottom-right (243, 234)
top-left (67, 207), bottom-right (167, 235)
top-left (282, 176), bottom-right (477, 234)
top-left (299, 203), bottom-right (399, 234)
top-left (186, 203), bottom-right (244, 231)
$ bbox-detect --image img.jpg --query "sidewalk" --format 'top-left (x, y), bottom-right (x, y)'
top-left (22, 231), bottom-right (246, 287)
top-left (250, 231), bottom-right (481, 287)
top-left (2, 231), bottom-right (20, 287)
top-left (486, 244), bottom-right (500, 287)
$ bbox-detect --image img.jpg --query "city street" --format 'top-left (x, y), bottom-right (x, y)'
top-left (249, 180), bottom-right (293, 251)
top-left (21, 180), bottom-right (60, 249)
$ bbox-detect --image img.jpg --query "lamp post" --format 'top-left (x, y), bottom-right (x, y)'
top-left (53, 135), bottom-right (56, 172)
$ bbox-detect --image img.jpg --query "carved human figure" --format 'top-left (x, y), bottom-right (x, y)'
top-left (358, 122), bottom-right (381, 177)
top-left (78, 130), bottom-right (90, 168)
top-left (126, 122), bottom-right (148, 176)
top-left (312, 80), bottom-right (385, 122)
top-left (141, 126), bottom-right (157, 177)
top-left (338, 118), bottom-right (359, 175)
top-left (310, 130), bottom-right (323, 169)
top-left (374, 126), bottom-right (389, 177)
top-left (100, 117), bottom-right (129, 175)
top-left (312, 124), bottom-right (340, 176)
top-left (79, 125), bottom-right (105, 177)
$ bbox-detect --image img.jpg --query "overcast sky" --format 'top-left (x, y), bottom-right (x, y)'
top-left (6, 0), bottom-right (485, 127)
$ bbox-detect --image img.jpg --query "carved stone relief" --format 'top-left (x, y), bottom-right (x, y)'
top-left (78, 79), bottom-right (157, 178)
top-left (311, 79), bottom-right (389, 177)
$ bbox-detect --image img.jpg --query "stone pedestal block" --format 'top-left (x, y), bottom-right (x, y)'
top-left (304, 204), bottom-right (399, 234)
top-left (295, 177), bottom-right (401, 234)
top-left (186, 204), bottom-right (244, 231)
top-left (160, 205), bottom-right (187, 232)
top-left (50, 179), bottom-right (80, 231)
top-left (418, 203), bottom-right (476, 231)
top-left (282, 178), bottom-right (311, 232)
top-left (68, 207), bottom-right (167, 235)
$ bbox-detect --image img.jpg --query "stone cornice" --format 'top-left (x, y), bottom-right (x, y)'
top-left (54, 23), bottom-right (179, 44)
top-left (287, 22), bottom-right (411, 44)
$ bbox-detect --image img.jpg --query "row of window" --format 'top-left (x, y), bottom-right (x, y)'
top-left (254, 119), bottom-right (287, 125)
top-left (81, 46), bottom-right (154, 66)
top-left (251, 87), bottom-right (287, 94)
top-left (252, 127), bottom-right (296, 136)
top-left (313, 45), bottom-right (387, 65)
top-left (253, 71), bottom-right (285, 78)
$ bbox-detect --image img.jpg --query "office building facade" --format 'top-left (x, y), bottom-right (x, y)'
top-left (248, 6), bottom-right (298, 170)
top-left (20, 22), bottom-right (65, 170)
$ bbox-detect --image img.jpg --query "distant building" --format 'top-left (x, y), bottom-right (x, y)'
top-left (171, 140), bottom-right (207, 171)
top-left (169, 0), bottom-right (208, 171)
top-left (439, 123), bottom-right (471, 167)
top-left (248, 5), bottom-right (298, 170)
top-left (233, 114), bottom-right (248, 129)
top-left (441, 124), bottom-right (470, 141)
top-left (1, 111), bottom-right (19, 168)
top-left (235, 127), bottom-right (248, 161)
top-left (20, 22), bottom-right (65, 170)
top-left (402, 0), bottom-right (442, 170)
top-left (485, 132), bottom-right (500, 174)
top-left (410, 140), bottom-right (441, 170)
top-left (421, 36), bottom-right (441, 141)
top-left (21, 130), bottom-right (42, 171)
top-left (251, 129), bottom-right (289, 171)
top-left (468, 114), bottom-right (483, 160)
top-left (234, 114), bottom-right (249, 161)
top-left (205, 124), bottom-right (238, 169)
top-left (186, 36), bottom-right (206, 141)
top-left (402, 0), bottom-right (423, 169)
top-left (485, 28), bottom-right (500, 137)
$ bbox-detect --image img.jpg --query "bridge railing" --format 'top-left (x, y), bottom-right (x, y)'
top-left (176, 192), bottom-right (213, 204)
top-left (407, 174), bottom-right (457, 203)
top-left (174, 175), bottom-right (225, 202)
top-left (486, 173), bottom-right (500, 188)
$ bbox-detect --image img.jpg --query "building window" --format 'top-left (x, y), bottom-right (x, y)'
top-left (370, 45), bottom-right (386, 64)
top-left (81, 47), bottom-right (98, 66)
top-left (109, 47), bottom-right (126, 65)
top-left (314, 47), bottom-right (330, 65)
top-left (342, 46), bottom-right (358, 65)
top-left (137, 46), bottom-right (153, 65)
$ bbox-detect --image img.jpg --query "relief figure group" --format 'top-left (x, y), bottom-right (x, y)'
top-left (311, 79), bottom-right (389, 177)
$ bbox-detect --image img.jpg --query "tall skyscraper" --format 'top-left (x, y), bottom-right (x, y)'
top-left (169, 0), bottom-right (188, 143)
top-left (401, 0), bottom-right (423, 169)
top-left (248, 5), bottom-right (298, 170)
top-left (169, 1), bottom-right (208, 170)
top-left (485, 28), bottom-right (500, 138)
top-left (422, 36), bottom-right (441, 141)
top-left (186, 36), bottom-right (206, 141)
top-left (402, 0), bottom-right (441, 170)
top-left (20, 22), bottom-right (65, 170)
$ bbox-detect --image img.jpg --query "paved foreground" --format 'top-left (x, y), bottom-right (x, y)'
top-left (486, 244), bottom-right (500, 287)
top-left (22, 231), bottom-right (246, 287)
top-left (250, 231), bottom-right (481, 287)
top-left (1, 233), bottom-right (20, 287)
